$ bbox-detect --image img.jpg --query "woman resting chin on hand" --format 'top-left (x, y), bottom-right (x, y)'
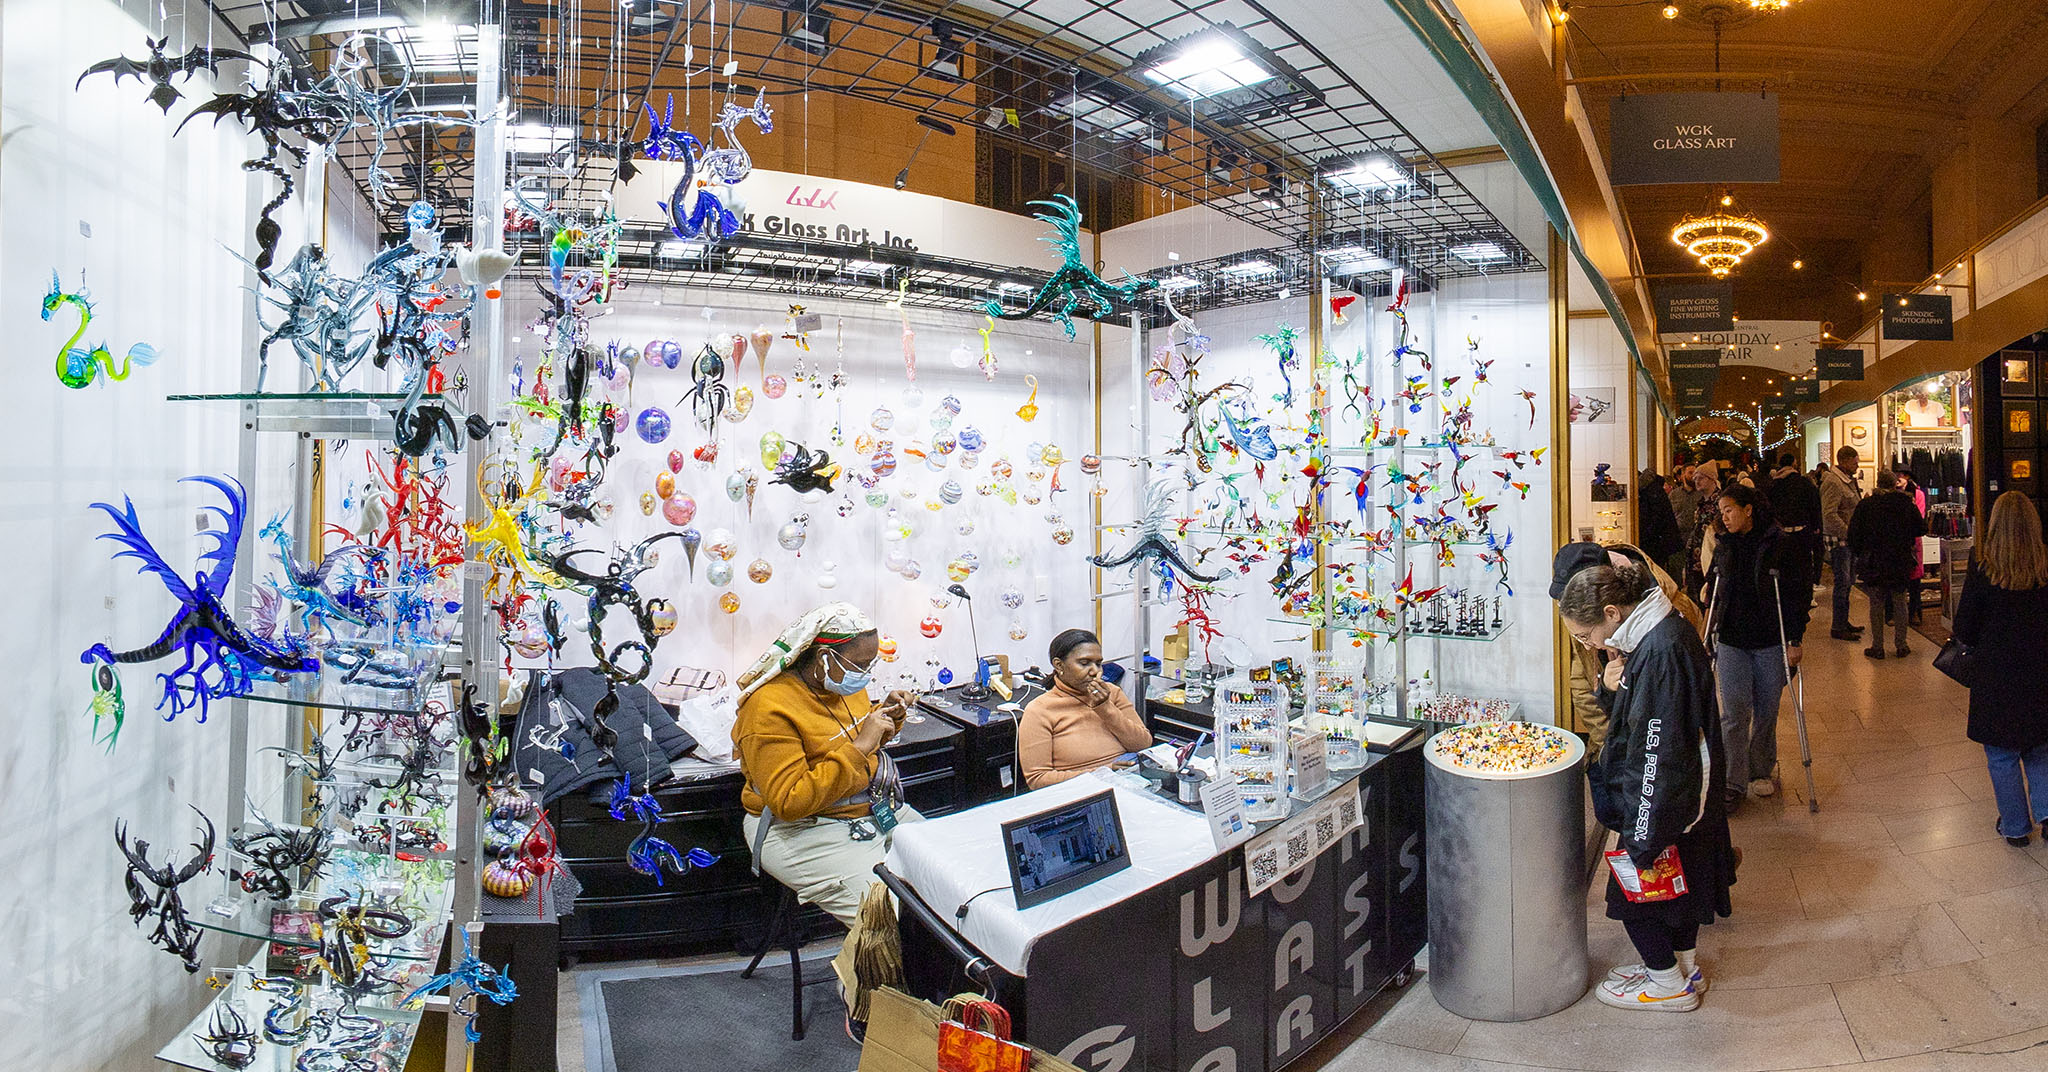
top-left (1017, 629), bottom-right (1154, 789)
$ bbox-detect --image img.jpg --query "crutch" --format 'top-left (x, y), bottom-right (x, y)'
top-left (1770, 568), bottom-right (1821, 812)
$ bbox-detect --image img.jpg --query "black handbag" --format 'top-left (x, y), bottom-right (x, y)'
top-left (1933, 637), bottom-right (1975, 686)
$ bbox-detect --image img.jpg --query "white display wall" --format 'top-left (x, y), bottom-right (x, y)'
top-left (1569, 313), bottom-right (1636, 543)
top-left (494, 281), bottom-right (1102, 692)
top-left (0, 2), bottom-right (354, 1068)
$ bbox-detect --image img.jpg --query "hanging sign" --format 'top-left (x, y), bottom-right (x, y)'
top-left (1676, 379), bottom-right (1716, 416)
top-left (1607, 92), bottom-right (1781, 186)
top-left (1883, 294), bottom-right (1954, 341)
top-left (1668, 347), bottom-right (1723, 379)
top-left (1816, 348), bottom-right (1865, 381)
top-left (1790, 378), bottom-right (1820, 402)
top-left (1763, 396), bottom-right (1794, 417)
top-left (1655, 282), bottom-right (1735, 334)
top-left (1660, 320), bottom-right (1819, 374)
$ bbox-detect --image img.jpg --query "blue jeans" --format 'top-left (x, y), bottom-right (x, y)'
top-left (1719, 644), bottom-right (1788, 792)
top-left (1831, 543), bottom-right (1856, 632)
top-left (1984, 743), bottom-right (2048, 838)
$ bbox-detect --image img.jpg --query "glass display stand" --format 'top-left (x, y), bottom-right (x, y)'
top-left (153, 950), bottom-right (432, 1072)
top-left (1215, 669), bottom-right (1291, 821)
top-left (1303, 654), bottom-right (1366, 769)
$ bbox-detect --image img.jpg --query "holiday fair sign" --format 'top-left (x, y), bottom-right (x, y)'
top-left (1658, 320), bottom-right (1820, 375)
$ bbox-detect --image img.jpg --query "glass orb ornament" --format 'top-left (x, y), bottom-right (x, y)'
top-left (1000, 546), bottom-right (1024, 569)
top-left (763, 373), bottom-right (788, 399)
top-left (725, 473), bottom-right (748, 502)
top-left (1000, 585), bottom-right (1024, 609)
top-left (639, 492), bottom-right (657, 516)
top-left (957, 426), bottom-right (985, 453)
top-left (958, 450), bottom-right (981, 470)
top-left (1041, 444), bottom-right (1066, 466)
top-left (668, 449), bottom-right (687, 473)
top-left (870, 448), bottom-right (897, 479)
top-left (1081, 454), bottom-right (1102, 475)
top-left (776, 516), bottom-right (808, 551)
top-left (719, 592), bottom-right (741, 614)
top-left (606, 357), bottom-right (634, 392)
top-left (759, 433), bottom-right (785, 470)
top-left (870, 406), bottom-right (896, 431)
top-left (1050, 518), bottom-right (1075, 545)
top-left (705, 529), bottom-right (737, 561)
top-left (919, 615), bottom-right (943, 638)
top-left (726, 386), bottom-right (754, 421)
top-left (877, 636), bottom-right (900, 662)
top-left (901, 384), bottom-right (925, 408)
top-left (654, 471), bottom-right (676, 500)
top-left (886, 514), bottom-right (915, 541)
top-left (1008, 616), bottom-right (1029, 641)
top-left (707, 561), bottom-right (735, 586)
top-left (897, 559), bottom-right (923, 581)
top-left (1025, 467), bottom-right (1047, 484)
top-left (898, 484), bottom-right (919, 501)
top-left (937, 667), bottom-right (955, 686)
top-left (955, 518), bottom-right (975, 537)
top-left (643, 339), bottom-right (669, 368)
top-left (854, 432), bottom-right (877, 454)
top-left (663, 494), bottom-right (697, 526)
top-left (693, 442), bottom-right (719, 465)
top-left (836, 496), bottom-right (856, 519)
top-left (884, 547), bottom-right (912, 574)
top-left (590, 498), bottom-right (617, 522)
top-left (923, 450), bottom-right (947, 473)
top-left (989, 459), bottom-right (1014, 481)
top-left (649, 601), bottom-right (678, 637)
top-left (945, 559), bottom-right (970, 582)
top-left (747, 559), bottom-right (773, 583)
top-left (950, 551), bottom-right (980, 578)
top-left (865, 489), bottom-right (890, 509)
top-left (615, 344), bottom-right (641, 369)
top-left (939, 480), bottom-right (964, 505)
top-left (931, 433), bottom-right (958, 457)
top-left (949, 341), bottom-right (974, 368)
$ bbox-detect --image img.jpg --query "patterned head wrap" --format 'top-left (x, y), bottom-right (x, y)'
top-left (736, 601), bottom-right (877, 700)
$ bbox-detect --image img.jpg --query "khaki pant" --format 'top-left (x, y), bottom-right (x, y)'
top-left (743, 806), bottom-right (924, 928)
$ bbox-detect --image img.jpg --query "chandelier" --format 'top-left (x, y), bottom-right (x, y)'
top-left (1748, 0), bottom-right (1795, 9)
top-left (1670, 198), bottom-right (1769, 277)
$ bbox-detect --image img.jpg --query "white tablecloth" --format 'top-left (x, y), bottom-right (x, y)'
top-left (884, 770), bottom-right (1216, 976)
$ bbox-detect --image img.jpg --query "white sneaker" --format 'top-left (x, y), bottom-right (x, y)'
top-left (1596, 971), bottom-right (1699, 1012)
top-left (1749, 776), bottom-right (1779, 798)
top-left (1605, 962), bottom-right (1709, 995)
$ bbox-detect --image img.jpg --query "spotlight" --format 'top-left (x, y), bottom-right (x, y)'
top-left (1856, 291), bottom-right (1867, 301)
top-left (926, 20), bottom-right (963, 80)
top-left (893, 114), bottom-right (957, 190)
top-left (1209, 145), bottom-right (1241, 185)
top-left (1663, 4), bottom-right (1680, 16)
top-left (785, 0), bottom-right (831, 56)
top-left (1791, 259), bottom-right (1803, 269)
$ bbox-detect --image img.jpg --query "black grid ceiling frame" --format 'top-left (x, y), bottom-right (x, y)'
top-left (207, 0), bottom-right (1539, 284)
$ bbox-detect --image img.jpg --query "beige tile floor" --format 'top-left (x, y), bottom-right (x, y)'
top-left (1306, 591), bottom-right (2048, 1072)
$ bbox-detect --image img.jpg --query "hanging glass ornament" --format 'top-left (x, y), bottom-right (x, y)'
top-left (1015, 375), bottom-right (1041, 422)
top-left (606, 356), bottom-right (635, 392)
top-left (870, 405), bottom-right (896, 431)
top-left (949, 340), bottom-right (974, 369)
top-left (1000, 585), bottom-right (1024, 609)
top-left (649, 602), bottom-right (679, 637)
top-left (899, 484), bottom-right (920, 501)
top-left (886, 513), bottom-right (915, 541)
top-left (725, 472), bottom-right (747, 502)
top-left (777, 515), bottom-right (809, 551)
top-left (937, 666), bottom-right (955, 686)
top-left (749, 328), bottom-right (775, 365)
top-left (706, 529), bottom-right (738, 561)
top-left (958, 450), bottom-right (981, 470)
top-left (865, 488), bottom-right (890, 509)
top-left (870, 447), bottom-right (897, 479)
top-left (955, 518), bottom-right (975, 537)
top-left (884, 546), bottom-right (912, 574)
top-left (590, 498), bottom-right (617, 522)
top-left (680, 528), bottom-right (702, 577)
top-left (989, 458), bottom-right (1014, 481)
top-left (816, 561), bottom-right (839, 589)
top-left (720, 592), bottom-right (741, 614)
top-left (945, 559), bottom-right (971, 582)
top-left (1022, 485), bottom-right (1043, 506)
top-left (663, 494), bottom-right (697, 526)
top-left (1041, 443), bottom-right (1066, 467)
top-left (763, 373), bottom-right (788, 399)
top-left (669, 449), bottom-right (688, 473)
top-left (1050, 518), bottom-right (1075, 545)
top-left (635, 407), bottom-right (673, 444)
top-left (707, 560), bottom-right (735, 586)
top-left (643, 340), bottom-right (669, 368)
top-left (897, 559), bottom-right (923, 580)
top-left (957, 426), bottom-right (985, 454)
top-left (747, 559), bottom-right (773, 584)
top-left (639, 492), bottom-right (657, 516)
top-left (919, 615), bottom-right (944, 638)
top-left (931, 433), bottom-right (958, 457)
top-left (726, 386), bottom-right (754, 421)
top-left (854, 432), bottom-right (877, 454)
top-left (759, 432), bottom-right (786, 470)
top-left (877, 636), bottom-right (900, 662)
top-left (1000, 546), bottom-right (1024, 569)
top-left (901, 384), bottom-right (925, 409)
top-left (654, 471), bottom-right (677, 500)
top-left (616, 344), bottom-right (641, 368)
top-left (1008, 616), bottom-right (1029, 641)
top-left (939, 479), bottom-right (964, 505)
top-left (836, 496), bottom-right (856, 519)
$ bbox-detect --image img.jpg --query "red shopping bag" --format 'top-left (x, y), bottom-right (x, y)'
top-left (936, 999), bottom-right (1029, 1072)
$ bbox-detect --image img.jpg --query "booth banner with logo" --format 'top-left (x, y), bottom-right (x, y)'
top-left (1883, 294), bottom-right (1955, 341)
top-left (1658, 320), bottom-right (1821, 375)
top-left (1607, 92), bottom-right (1782, 186)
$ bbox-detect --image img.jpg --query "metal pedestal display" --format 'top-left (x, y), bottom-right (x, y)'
top-left (1424, 725), bottom-right (1588, 1021)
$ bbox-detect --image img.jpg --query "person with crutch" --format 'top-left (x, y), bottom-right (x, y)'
top-left (1705, 483), bottom-right (1813, 813)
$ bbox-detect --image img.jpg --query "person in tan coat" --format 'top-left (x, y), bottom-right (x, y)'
top-left (1019, 629), bottom-right (1153, 789)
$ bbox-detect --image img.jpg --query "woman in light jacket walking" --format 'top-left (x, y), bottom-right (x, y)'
top-left (1952, 492), bottom-right (2048, 846)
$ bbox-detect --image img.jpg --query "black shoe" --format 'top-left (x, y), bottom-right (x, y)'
top-left (1722, 788), bottom-right (1745, 814)
top-left (1832, 628), bottom-right (1864, 640)
top-left (1864, 647), bottom-right (1885, 659)
top-left (2040, 820), bottom-right (2047, 843)
top-left (2009, 835), bottom-right (2033, 847)
top-left (1895, 646), bottom-right (1911, 658)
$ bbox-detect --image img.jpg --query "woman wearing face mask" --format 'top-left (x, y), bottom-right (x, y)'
top-left (1562, 563), bottom-right (1734, 1013)
top-left (733, 602), bottom-right (921, 926)
top-left (1018, 628), bottom-right (1154, 789)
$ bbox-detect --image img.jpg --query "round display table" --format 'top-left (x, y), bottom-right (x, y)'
top-left (1423, 721), bottom-right (1587, 1021)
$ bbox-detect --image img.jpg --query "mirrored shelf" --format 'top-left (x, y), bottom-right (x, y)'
top-left (166, 391), bottom-right (449, 438)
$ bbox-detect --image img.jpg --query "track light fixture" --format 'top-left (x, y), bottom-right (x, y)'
top-left (785, 0), bottom-right (832, 57)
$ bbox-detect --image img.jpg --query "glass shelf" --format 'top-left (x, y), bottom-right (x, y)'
top-left (1266, 617), bottom-right (1514, 642)
top-left (166, 391), bottom-right (447, 438)
top-left (154, 951), bottom-right (429, 1072)
top-left (191, 849), bottom-right (454, 971)
top-left (1326, 439), bottom-right (1508, 455)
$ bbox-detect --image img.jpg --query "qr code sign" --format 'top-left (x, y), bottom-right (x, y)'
top-left (1249, 847), bottom-right (1280, 887)
top-left (1315, 812), bottom-right (1337, 845)
top-left (1339, 796), bottom-right (1360, 828)
top-left (1286, 829), bottom-right (1312, 867)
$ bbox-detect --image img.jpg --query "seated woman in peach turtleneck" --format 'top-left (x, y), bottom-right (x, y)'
top-left (1018, 629), bottom-right (1154, 789)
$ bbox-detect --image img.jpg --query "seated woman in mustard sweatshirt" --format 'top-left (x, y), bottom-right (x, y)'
top-left (1019, 629), bottom-right (1154, 789)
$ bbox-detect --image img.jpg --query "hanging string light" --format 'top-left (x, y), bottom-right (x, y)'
top-left (1670, 192), bottom-right (1769, 278)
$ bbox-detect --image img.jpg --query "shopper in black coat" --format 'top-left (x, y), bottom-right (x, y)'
top-left (1562, 562), bottom-right (1734, 1012)
top-left (1636, 467), bottom-right (1685, 568)
top-left (1846, 470), bottom-right (1926, 659)
top-left (1707, 482), bottom-right (1812, 809)
top-left (1767, 453), bottom-right (1824, 579)
top-left (1951, 491), bottom-right (2048, 846)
